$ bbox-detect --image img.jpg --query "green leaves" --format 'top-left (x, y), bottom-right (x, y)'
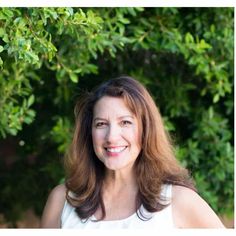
top-left (0, 8), bottom-right (14, 20)
top-left (27, 94), bottom-right (35, 107)
top-left (69, 72), bottom-right (78, 83)
top-left (0, 7), bottom-right (233, 224)
top-left (50, 117), bottom-right (72, 153)
top-left (185, 32), bottom-right (194, 43)
top-left (0, 98), bottom-right (36, 138)
top-left (126, 7), bottom-right (233, 218)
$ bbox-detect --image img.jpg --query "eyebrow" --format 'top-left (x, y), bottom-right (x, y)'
top-left (93, 115), bottom-right (134, 121)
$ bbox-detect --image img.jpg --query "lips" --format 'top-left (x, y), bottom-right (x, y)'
top-left (105, 146), bottom-right (127, 153)
top-left (104, 146), bottom-right (127, 156)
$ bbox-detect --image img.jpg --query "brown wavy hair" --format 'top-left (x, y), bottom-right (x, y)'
top-left (64, 76), bottom-right (195, 221)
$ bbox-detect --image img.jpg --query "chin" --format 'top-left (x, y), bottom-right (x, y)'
top-left (104, 161), bottom-right (134, 171)
top-left (104, 164), bottom-right (122, 171)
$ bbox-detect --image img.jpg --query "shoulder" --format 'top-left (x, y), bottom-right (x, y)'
top-left (50, 184), bottom-right (67, 198)
top-left (40, 184), bottom-right (67, 228)
top-left (45, 184), bottom-right (67, 207)
top-left (171, 185), bottom-right (225, 228)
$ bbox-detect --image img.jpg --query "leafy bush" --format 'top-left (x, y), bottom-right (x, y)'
top-left (0, 7), bottom-right (233, 226)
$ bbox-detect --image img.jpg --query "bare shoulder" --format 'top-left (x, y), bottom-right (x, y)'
top-left (50, 183), bottom-right (67, 198)
top-left (172, 185), bottom-right (225, 228)
top-left (172, 185), bottom-right (197, 202)
top-left (44, 184), bottom-right (67, 207)
top-left (40, 184), bottom-right (67, 228)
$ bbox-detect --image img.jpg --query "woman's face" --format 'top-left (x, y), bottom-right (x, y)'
top-left (92, 96), bottom-right (141, 171)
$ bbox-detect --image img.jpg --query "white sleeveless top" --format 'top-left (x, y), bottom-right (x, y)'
top-left (61, 184), bottom-right (174, 229)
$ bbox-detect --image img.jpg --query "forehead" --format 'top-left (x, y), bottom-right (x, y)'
top-left (93, 96), bottom-right (133, 117)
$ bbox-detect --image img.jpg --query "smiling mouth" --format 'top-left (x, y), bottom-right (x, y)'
top-left (105, 146), bottom-right (127, 154)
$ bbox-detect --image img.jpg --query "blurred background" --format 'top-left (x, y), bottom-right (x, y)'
top-left (0, 7), bottom-right (234, 228)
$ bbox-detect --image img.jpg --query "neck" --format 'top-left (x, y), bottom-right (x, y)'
top-left (103, 168), bottom-right (137, 193)
top-left (96, 168), bottom-right (139, 221)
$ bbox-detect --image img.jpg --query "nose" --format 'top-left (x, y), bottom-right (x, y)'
top-left (105, 124), bottom-right (121, 143)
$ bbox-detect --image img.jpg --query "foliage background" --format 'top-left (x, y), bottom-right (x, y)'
top-left (0, 7), bottom-right (234, 227)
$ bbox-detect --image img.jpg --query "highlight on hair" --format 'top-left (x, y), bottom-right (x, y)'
top-left (64, 76), bottom-right (195, 221)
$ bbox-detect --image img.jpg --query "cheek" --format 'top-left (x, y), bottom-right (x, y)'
top-left (131, 127), bottom-right (141, 146)
top-left (92, 129), bottom-right (98, 147)
top-left (92, 129), bottom-right (104, 148)
top-left (123, 128), bottom-right (141, 153)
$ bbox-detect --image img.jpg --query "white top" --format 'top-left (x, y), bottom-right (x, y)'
top-left (61, 184), bottom-right (174, 229)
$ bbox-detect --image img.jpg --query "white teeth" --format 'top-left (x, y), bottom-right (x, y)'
top-left (106, 147), bottom-right (126, 153)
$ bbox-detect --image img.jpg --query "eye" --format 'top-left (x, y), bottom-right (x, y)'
top-left (95, 122), bottom-right (107, 128)
top-left (121, 120), bottom-right (132, 126)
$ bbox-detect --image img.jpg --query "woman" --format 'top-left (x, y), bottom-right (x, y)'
top-left (40, 76), bottom-right (225, 228)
